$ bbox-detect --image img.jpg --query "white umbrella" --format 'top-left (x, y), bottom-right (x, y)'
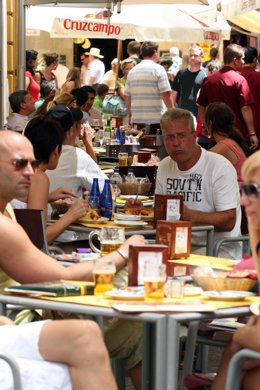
top-left (26, 4), bottom-right (225, 44)
top-left (221, 0), bottom-right (260, 19)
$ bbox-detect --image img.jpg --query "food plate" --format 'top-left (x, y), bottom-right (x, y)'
top-left (114, 220), bottom-right (148, 227)
top-left (104, 287), bottom-right (145, 300)
top-left (184, 286), bottom-right (203, 296)
top-left (202, 290), bottom-right (255, 301)
top-left (250, 301), bottom-right (260, 315)
top-left (114, 213), bottom-right (141, 221)
top-left (76, 217), bottom-right (109, 224)
top-left (119, 195), bottom-right (149, 201)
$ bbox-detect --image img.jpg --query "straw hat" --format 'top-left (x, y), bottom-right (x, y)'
top-left (84, 47), bottom-right (104, 58)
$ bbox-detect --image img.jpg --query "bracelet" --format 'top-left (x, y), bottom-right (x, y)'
top-left (249, 132), bottom-right (256, 136)
top-left (116, 249), bottom-right (128, 266)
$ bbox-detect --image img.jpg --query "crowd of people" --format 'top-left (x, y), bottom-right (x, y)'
top-left (2, 39), bottom-right (260, 390)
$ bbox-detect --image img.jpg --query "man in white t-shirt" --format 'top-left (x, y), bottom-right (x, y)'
top-left (156, 108), bottom-right (242, 259)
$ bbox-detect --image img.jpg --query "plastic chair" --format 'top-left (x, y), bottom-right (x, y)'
top-left (0, 353), bottom-right (23, 390)
top-left (225, 348), bottom-right (260, 390)
top-left (13, 209), bottom-right (64, 255)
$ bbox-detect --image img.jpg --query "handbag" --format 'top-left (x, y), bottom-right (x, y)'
top-left (102, 94), bottom-right (128, 117)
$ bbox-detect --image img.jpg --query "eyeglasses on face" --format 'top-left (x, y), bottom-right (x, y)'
top-left (11, 158), bottom-right (40, 170)
top-left (240, 183), bottom-right (260, 199)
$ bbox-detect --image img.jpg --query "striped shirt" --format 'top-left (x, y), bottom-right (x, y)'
top-left (124, 59), bottom-right (171, 124)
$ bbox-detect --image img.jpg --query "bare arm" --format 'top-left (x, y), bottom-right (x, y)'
top-left (124, 94), bottom-right (132, 123)
top-left (117, 86), bottom-right (125, 101)
top-left (198, 105), bottom-right (207, 125)
top-left (88, 76), bottom-right (96, 86)
top-left (172, 90), bottom-right (178, 107)
top-left (82, 127), bottom-right (97, 163)
top-left (0, 213), bottom-right (146, 283)
top-left (161, 91), bottom-right (173, 109)
top-left (183, 206), bottom-right (236, 232)
top-left (241, 105), bottom-right (258, 150)
top-left (247, 218), bottom-right (260, 277)
top-left (27, 171), bottom-right (50, 223)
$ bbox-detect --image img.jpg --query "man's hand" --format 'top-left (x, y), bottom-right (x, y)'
top-left (48, 187), bottom-right (77, 202)
top-left (249, 134), bottom-right (259, 150)
top-left (64, 199), bottom-right (89, 223)
top-left (119, 234), bottom-right (147, 258)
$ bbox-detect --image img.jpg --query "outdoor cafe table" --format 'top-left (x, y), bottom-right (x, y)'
top-left (0, 293), bottom-right (258, 390)
top-left (54, 220), bottom-right (215, 256)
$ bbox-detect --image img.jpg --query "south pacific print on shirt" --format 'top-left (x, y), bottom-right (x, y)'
top-left (166, 174), bottom-right (202, 202)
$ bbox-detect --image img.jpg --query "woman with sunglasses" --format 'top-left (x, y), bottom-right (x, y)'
top-left (211, 151), bottom-right (260, 390)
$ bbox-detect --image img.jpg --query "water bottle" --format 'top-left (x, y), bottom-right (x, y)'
top-left (115, 127), bottom-right (121, 142)
top-left (90, 178), bottom-right (100, 198)
top-left (120, 127), bottom-right (125, 145)
top-left (100, 179), bottom-right (113, 220)
top-left (125, 168), bottom-right (136, 183)
top-left (110, 168), bottom-right (122, 196)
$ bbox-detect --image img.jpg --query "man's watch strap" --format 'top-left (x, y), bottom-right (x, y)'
top-left (116, 249), bottom-right (128, 266)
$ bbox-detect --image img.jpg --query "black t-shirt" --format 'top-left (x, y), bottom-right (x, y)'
top-left (172, 68), bottom-right (207, 116)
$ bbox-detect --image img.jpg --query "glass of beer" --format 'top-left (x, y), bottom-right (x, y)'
top-left (93, 259), bottom-right (116, 295)
top-left (118, 152), bottom-right (128, 167)
top-left (143, 264), bottom-right (167, 301)
top-left (88, 226), bottom-right (125, 256)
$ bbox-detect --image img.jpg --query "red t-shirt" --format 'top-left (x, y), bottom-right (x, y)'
top-left (197, 66), bottom-right (254, 139)
top-left (26, 71), bottom-right (40, 102)
top-left (240, 67), bottom-right (260, 139)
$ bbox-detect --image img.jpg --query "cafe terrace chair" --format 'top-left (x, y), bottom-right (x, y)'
top-left (213, 235), bottom-right (251, 257)
top-left (13, 209), bottom-right (64, 256)
top-left (225, 348), bottom-right (260, 390)
top-left (0, 353), bottom-right (23, 390)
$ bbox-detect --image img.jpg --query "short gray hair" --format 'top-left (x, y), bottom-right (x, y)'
top-left (160, 108), bottom-right (195, 133)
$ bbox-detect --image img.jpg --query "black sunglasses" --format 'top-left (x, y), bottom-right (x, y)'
top-left (11, 158), bottom-right (40, 170)
top-left (240, 183), bottom-right (260, 199)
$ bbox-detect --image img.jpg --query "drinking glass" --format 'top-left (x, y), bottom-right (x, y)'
top-left (93, 259), bottom-right (116, 295)
top-left (118, 152), bottom-right (128, 166)
top-left (88, 226), bottom-right (125, 256)
top-left (143, 263), bottom-right (167, 300)
top-left (98, 129), bottom-right (104, 147)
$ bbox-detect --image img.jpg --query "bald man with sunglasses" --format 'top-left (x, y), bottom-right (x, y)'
top-left (0, 130), bottom-right (146, 390)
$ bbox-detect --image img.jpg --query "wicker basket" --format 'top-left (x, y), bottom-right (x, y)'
top-left (192, 275), bottom-right (256, 291)
top-left (118, 180), bottom-right (152, 195)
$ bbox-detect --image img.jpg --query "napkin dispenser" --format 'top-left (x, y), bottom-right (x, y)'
top-left (154, 194), bottom-right (183, 222)
top-left (156, 220), bottom-right (192, 260)
top-left (128, 244), bottom-right (168, 286)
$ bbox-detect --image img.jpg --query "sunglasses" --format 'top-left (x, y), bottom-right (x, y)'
top-left (11, 158), bottom-right (40, 170)
top-left (240, 183), bottom-right (260, 199)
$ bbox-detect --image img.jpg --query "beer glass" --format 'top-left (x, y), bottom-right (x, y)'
top-left (93, 259), bottom-right (116, 295)
top-left (88, 226), bottom-right (125, 256)
top-left (143, 263), bottom-right (166, 301)
top-left (118, 152), bottom-right (128, 167)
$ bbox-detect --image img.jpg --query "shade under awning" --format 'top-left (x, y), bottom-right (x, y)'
top-left (229, 9), bottom-right (260, 35)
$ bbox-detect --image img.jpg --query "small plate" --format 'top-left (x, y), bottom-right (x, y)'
top-left (119, 195), bottom-right (149, 201)
top-left (77, 217), bottom-right (109, 224)
top-left (203, 290), bottom-right (255, 301)
top-left (114, 220), bottom-right (148, 227)
top-left (104, 287), bottom-right (145, 300)
top-left (184, 286), bottom-right (203, 296)
top-left (250, 301), bottom-right (260, 315)
top-left (114, 213), bottom-right (141, 221)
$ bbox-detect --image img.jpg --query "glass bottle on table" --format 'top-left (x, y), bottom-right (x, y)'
top-left (100, 179), bottom-right (113, 220)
